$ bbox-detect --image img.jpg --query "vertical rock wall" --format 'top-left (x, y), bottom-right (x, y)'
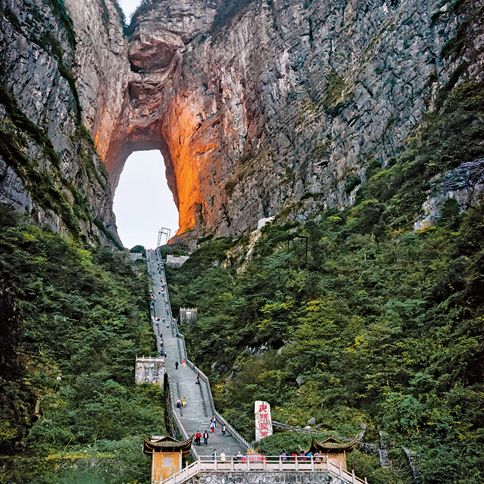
top-left (1, 0), bottom-right (482, 242)
top-left (110, 0), bottom-right (483, 238)
top-left (64, 0), bottom-right (130, 165)
top-left (0, 0), bottom-right (120, 245)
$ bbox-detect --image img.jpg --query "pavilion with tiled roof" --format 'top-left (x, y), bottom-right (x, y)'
top-left (309, 432), bottom-right (363, 470)
top-left (144, 435), bottom-right (193, 483)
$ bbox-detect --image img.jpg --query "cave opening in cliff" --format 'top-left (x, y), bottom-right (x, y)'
top-left (113, 150), bottom-right (179, 249)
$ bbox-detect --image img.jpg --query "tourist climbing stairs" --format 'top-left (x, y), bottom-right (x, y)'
top-left (147, 249), bottom-right (368, 483)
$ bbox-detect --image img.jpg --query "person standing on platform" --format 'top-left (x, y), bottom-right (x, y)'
top-left (210, 420), bottom-right (215, 433)
top-left (235, 451), bottom-right (244, 462)
top-left (195, 431), bottom-right (201, 446)
top-left (221, 424), bottom-right (226, 437)
top-left (175, 361), bottom-right (179, 370)
top-left (203, 430), bottom-right (209, 446)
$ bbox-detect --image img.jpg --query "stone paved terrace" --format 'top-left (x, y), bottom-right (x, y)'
top-left (147, 249), bottom-right (247, 458)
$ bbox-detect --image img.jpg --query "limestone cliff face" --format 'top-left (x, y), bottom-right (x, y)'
top-left (102, 0), bottom-right (483, 238)
top-left (64, 0), bottom-right (130, 165)
top-left (104, 0), bottom-right (222, 234)
top-left (1, 0), bottom-right (482, 242)
top-left (0, 0), bottom-right (121, 245)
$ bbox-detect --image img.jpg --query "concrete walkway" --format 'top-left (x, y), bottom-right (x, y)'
top-left (147, 250), bottom-right (246, 457)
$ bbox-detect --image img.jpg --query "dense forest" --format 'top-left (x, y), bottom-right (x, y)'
top-left (0, 207), bottom-right (163, 483)
top-left (167, 81), bottom-right (484, 483)
top-left (0, 36), bottom-right (481, 484)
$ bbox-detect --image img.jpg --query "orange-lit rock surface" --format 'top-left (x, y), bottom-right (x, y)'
top-left (66, 0), bottom-right (483, 239)
top-left (2, 0), bottom-right (481, 244)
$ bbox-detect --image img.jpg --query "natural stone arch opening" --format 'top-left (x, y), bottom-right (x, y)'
top-left (95, 1), bottom-right (256, 240)
top-left (103, 90), bottom-right (212, 239)
top-left (113, 148), bottom-right (179, 248)
top-left (95, 1), bottom-right (234, 240)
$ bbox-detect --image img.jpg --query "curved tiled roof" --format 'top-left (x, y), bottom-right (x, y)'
top-left (143, 435), bottom-right (193, 454)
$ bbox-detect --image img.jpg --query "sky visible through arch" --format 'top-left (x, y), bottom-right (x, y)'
top-left (113, 151), bottom-right (179, 250)
top-left (113, 2), bottom-right (179, 250)
top-left (118, 0), bottom-right (142, 20)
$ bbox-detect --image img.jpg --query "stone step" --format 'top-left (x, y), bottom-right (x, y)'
top-left (147, 252), bottom-right (246, 456)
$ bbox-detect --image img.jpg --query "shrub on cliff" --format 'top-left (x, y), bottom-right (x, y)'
top-left (167, 82), bottom-right (484, 482)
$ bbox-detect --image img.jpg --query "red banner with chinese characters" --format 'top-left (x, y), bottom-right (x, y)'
top-left (255, 400), bottom-right (273, 441)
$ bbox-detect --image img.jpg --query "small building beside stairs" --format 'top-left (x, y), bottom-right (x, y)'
top-left (143, 435), bottom-right (192, 483)
top-left (309, 434), bottom-right (361, 471)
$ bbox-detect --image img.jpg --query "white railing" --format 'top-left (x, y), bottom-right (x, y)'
top-left (165, 372), bottom-right (199, 459)
top-left (161, 458), bottom-right (200, 484)
top-left (148, 251), bottom-right (197, 459)
top-left (328, 461), bottom-right (368, 484)
top-left (162, 456), bottom-right (368, 484)
top-left (159, 251), bottom-right (249, 452)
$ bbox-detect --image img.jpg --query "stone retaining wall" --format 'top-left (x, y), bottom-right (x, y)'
top-left (187, 471), bottom-right (346, 483)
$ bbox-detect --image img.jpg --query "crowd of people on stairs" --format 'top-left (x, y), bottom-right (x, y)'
top-left (193, 417), bottom-right (228, 447)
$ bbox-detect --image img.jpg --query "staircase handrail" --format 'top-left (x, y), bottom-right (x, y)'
top-left (328, 461), bottom-right (367, 484)
top-left (155, 251), bottom-right (365, 481)
top-left (175, 329), bottom-right (250, 451)
top-left (154, 253), bottom-right (247, 456)
top-left (149, 252), bottom-right (196, 459)
top-left (168, 376), bottom-right (188, 437)
top-left (166, 372), bottom-right (199, 457)
top-left (163, 459), bottom-right (200, 484)
top-left (215, 410), bottom-right (250, 452)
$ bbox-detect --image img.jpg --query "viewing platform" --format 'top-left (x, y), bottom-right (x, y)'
top-left (164, 455), bottom-right (368, 484)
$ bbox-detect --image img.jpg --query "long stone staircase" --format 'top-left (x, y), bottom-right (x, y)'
top-left (147, 249), bottom-right (248, 458)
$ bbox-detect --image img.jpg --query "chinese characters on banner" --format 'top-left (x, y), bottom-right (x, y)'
top-left (255, 400), bottom-right (273, 441)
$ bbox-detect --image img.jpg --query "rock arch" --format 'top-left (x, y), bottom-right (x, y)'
top-left (67, 0), bottom-right (482, 239)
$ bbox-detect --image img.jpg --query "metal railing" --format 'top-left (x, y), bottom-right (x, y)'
top-left (152, 249), bottom-right (366, 483)
top-left (164, 372), bottom-right (198, 460)
top-left (175, 330), bottom-right (250, 452)
top-left (147, 251), bottom-right (197, 460)
top-left (162, 455), bottom-right (368, 484)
